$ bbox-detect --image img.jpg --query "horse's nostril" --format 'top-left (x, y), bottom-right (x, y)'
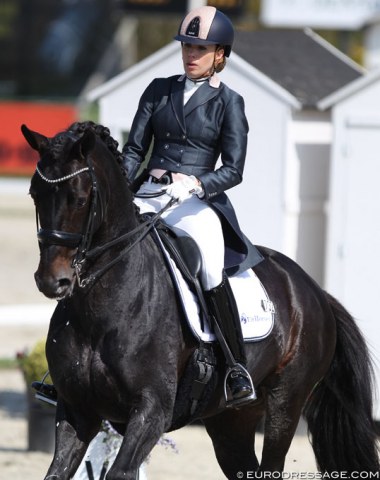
top-left (58, 277), bottom-right (72, 289)
top-left (35, 269), bottom-right (74, 299)
top-left (54, 276), bottom-right (74, 299)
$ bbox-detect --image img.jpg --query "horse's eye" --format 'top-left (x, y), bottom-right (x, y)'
top-left (76, 197), bottom-right (87, 209)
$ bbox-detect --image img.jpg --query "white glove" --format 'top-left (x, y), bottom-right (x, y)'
top-left (163, 175), bottom-right (203, 203)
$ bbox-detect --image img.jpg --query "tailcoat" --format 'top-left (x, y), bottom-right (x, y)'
top-left (122, 74), bottom-right (263, 275)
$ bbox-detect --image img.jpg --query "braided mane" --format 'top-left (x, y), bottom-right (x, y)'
top-left (49, 121), bottom-right (126, 176)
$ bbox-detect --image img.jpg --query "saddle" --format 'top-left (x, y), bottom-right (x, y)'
top-left (145, 215), bottom-right (217, 418)
top-left (155, 221), bottom-right (203, 285)
top-left (152, 220), bottom-right (209, 326)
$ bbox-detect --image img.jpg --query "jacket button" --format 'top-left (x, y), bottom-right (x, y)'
top-left (166, 132), bottom-right (170, 137)
top-left (176, 163), bottom-right (180, 167)
top-left (179, 149), bottom-right (184, 153)
top-left (182, 134), bottom-right (186, 140)
top-left (160, 159), bottom-right (164, 163)
top-left (164, 144), bottom-right (169, 150)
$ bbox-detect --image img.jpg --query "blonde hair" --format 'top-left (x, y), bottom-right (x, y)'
top-left (214, 46), bottom-right (226, 73)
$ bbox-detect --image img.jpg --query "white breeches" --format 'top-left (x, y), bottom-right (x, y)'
top-left (134, 180), bottom-right (224, 290)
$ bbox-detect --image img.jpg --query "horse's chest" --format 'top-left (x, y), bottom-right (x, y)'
top-left (50, 326), bottom-right (138, 414)
top-left (47, 333), bottom-right (118, 397)
top-left (48, 339), bottom-right (92, 383)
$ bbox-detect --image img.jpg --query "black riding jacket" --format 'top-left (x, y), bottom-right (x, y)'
top-left (122, 74), bottom-right (263, 274)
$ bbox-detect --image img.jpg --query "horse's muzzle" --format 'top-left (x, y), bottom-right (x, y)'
top-left (35, 270), bottom-right (75, 299)
top-left (34, 255), bottom-right (76, 300)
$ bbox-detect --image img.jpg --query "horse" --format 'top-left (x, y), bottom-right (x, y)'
top-left (21, 121), bottom-right (379, 480)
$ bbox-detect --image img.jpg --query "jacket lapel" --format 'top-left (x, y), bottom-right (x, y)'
top-left (184, 81), bottom-right (220, 117)
top-left (170, 76), bottom-right (221, 132)
top-left (170, 77), bottom-right (186, 134)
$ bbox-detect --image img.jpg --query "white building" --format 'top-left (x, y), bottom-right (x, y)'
top-left (319, 69), bottom-right (380, 418)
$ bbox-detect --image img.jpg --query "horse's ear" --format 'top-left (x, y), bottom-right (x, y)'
top-left (21, 124), bottom-right (48, 152)
top-left (70, 129), bottom-right (96, 162)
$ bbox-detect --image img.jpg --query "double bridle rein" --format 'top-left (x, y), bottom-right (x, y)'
top-left (34, 159), bottom-right (173, 289)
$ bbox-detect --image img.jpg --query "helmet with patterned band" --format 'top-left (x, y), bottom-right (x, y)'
top-left (174, 6), bottom-right (234, 57)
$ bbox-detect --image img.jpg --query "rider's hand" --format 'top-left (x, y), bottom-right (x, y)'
top-left (162, 176), bottom-right (203, 203)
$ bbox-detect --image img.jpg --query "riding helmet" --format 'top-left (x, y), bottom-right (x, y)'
top-left (174, 6), bottom-right (234, 57)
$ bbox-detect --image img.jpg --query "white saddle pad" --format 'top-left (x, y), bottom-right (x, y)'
top-left (164, 250), bottom-right (275, 343)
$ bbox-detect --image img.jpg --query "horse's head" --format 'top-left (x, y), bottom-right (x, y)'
top-left (22, 122), bottom-right (122, 300)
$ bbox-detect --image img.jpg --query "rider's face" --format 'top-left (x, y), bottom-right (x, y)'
top-left (182, 43), bottom-right (224, 79)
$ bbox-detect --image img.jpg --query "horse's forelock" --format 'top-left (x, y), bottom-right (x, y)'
top-left (47, 132), bottom-right (73, 162)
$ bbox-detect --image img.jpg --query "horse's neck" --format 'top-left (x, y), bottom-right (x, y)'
top-left (97, 173), bottom-right (139, 242)
top-left (108, 190), bottom-right (138, 233)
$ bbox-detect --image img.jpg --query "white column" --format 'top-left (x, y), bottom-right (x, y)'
top-left (364, 18), bottom-right (380, 70)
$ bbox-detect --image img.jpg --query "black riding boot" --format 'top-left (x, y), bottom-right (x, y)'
top-left (32, 381), bottom-right (58, 406)
top-left (206, 275), bottom-right (256, 407)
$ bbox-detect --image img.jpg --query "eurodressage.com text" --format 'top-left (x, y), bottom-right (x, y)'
top-left (236, 472), bottom-right (380, 479)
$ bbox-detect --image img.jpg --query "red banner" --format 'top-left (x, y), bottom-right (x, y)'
top-left (0, 102), bottom-right (77, 176)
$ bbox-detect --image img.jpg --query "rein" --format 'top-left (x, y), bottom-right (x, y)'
top-left (34, 159), bottom-right (174, 289)
top-left (74, 197), bottom-right (174, 287)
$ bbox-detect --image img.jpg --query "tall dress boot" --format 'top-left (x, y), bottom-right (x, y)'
top-left (206, 274), bottom-right (256, 407)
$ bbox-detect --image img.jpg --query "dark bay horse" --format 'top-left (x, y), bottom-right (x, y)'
top-left (21, 121), bottom-right (379, 479)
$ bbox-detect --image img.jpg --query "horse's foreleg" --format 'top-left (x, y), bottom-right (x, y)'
top-left (106, 393), bottom-right (169, 480)
top-left (44, 402), bottom-right (101, 480)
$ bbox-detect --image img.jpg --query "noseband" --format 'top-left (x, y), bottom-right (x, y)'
top-left (37, 229), bottom-right (84, 248)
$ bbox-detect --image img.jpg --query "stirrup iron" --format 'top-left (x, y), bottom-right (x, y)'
top-left (224, 363), bottom-right (257, 408)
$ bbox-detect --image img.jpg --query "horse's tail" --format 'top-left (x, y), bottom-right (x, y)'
top-left (304, 293), bottom-right (379, 474)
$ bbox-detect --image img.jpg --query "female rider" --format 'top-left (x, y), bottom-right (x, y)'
top-left (121, 6), bottom-right (263, 407)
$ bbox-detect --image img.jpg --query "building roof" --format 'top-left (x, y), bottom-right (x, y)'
top-left (233, 28), bottom-right (365, 108)
top-left (318, 67), bottom-right (380, 110)
top-left (87, 41), bottom-right (302, 109)
top-left (87, 42), bottom-right (178, 102)
top-left (87, 28), bottom-right (365, 111)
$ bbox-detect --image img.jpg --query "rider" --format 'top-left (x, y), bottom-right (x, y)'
top-left (33, 6), bottom-right (263, 408)
top-left (122, 6), bottom-right (263, 406)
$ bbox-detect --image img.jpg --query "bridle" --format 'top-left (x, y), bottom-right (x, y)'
top-left (34, 158), bottom-right (174, 289)
top-left (35, 156), bottom-right (101, 264)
